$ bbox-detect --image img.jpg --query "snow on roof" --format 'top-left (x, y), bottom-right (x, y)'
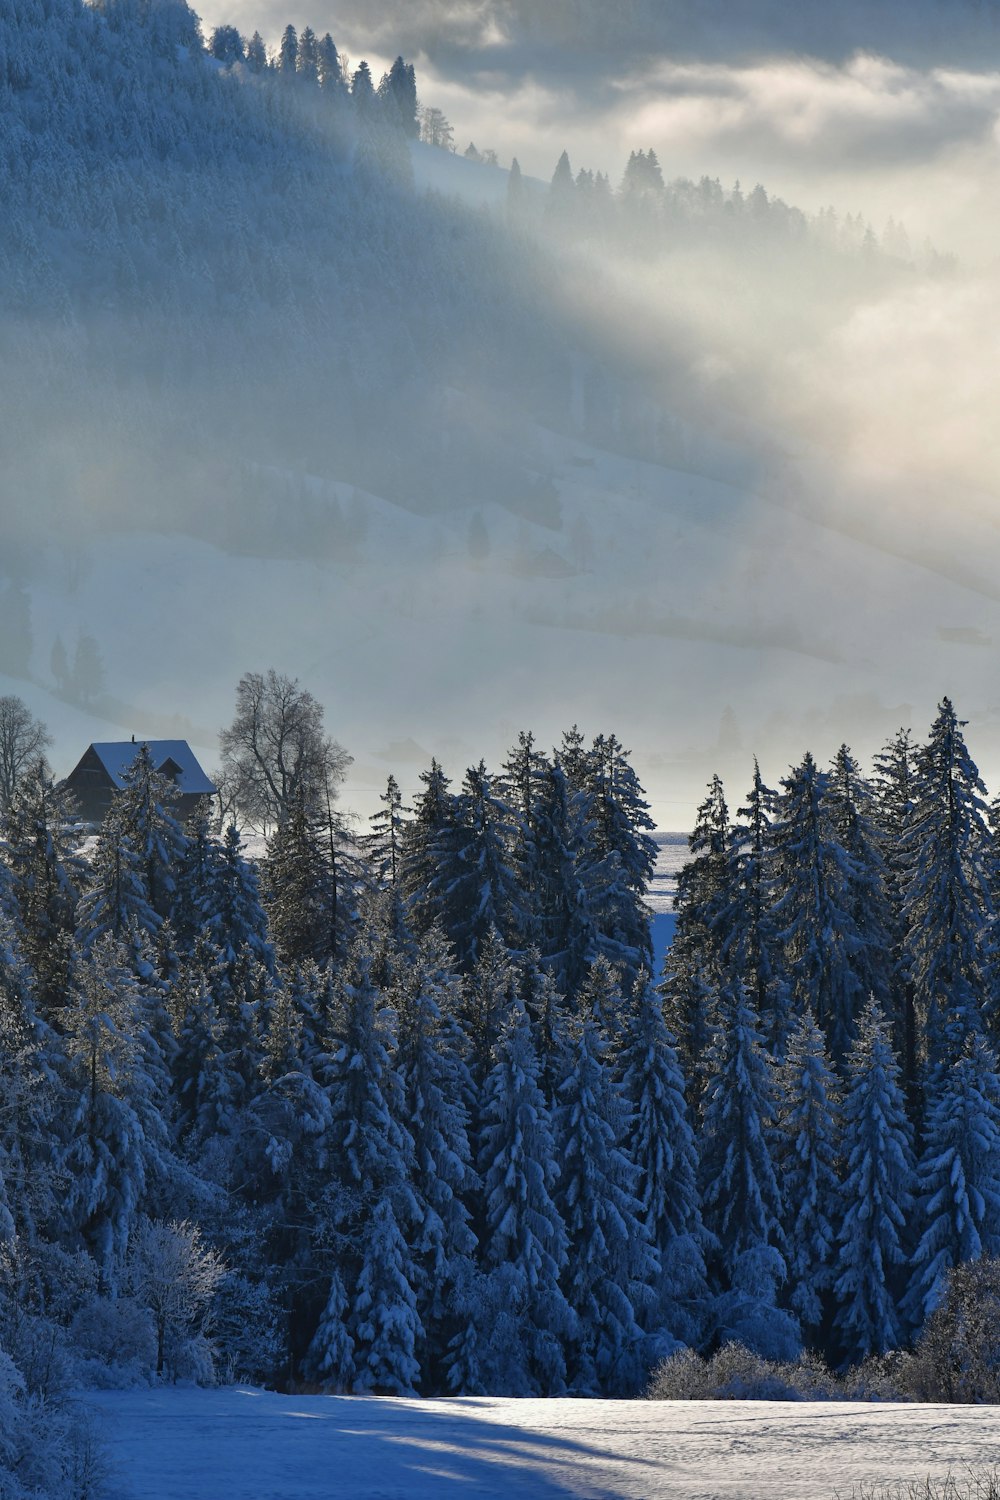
top-left (90, 741), bottom-right (216, 795)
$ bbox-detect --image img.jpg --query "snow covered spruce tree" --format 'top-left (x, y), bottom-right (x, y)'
top-left (901, 698), bottom-right (992, 1073)
top-left (580, 733), bottom-right (657, 990)
top-left (769, 752), bottom-right (866, 1064)
top-left (210, 823), bottom-right (275, 974)
top-left (392, 928), bottom-right (478, 1387)
top-left (699, 979), bottom-right (798, 1358)
top-left (554, 981), bottom-right (655, 1393)
top-left (834, 1000), bottom-right (915, 1361)
top-left (75, 814), bottom-right (158, 952)
top-left (499, 728), bottom-right (550, 918)
top-left (171, 802), bottom-right (225, 950)
top-left (366, 774), bottom-right (407, 893)
top-left (618, 973), bottom-right (710, 1348)
top-left (660, 775), bottom-right (731, 1098)
top-left (2, 758), bottom-right (82, 1019)
top-left (718, 760), bottom-right (784, 1060)
top-left (310, 946), bottom-right (421, 1393)
top-left (57, 934), bottom-right (173, 1286)
top-left (111, 744), bottom-right (189, 920)
top-left (425, 762), bottom-right (525, 970)
top-left (904, 1032), bottom-right (1000, 1332)
top-left (263, 787), bottom-right (335, 967)
top-left (399, 759), bottom-right (458, 936)
top-left (777, 1009), bottom-right (841, 1345)
top-left (824, 745), bottom-right (892, 1020)
top-left (474, 994), bottom-right (573, 1394)
top-left (521, 760), bottom-right (598, 1000)
top-left (872, 727), bottom-right (919, 1091)
top-left (168, 930), bottom-right (234, 1150)
top-left (461, 928), bottom-right (522, 1089)
top-left (0, 913), bottom-right (58, 1252)
top-left (517, 951), bottom-right (572, 1109)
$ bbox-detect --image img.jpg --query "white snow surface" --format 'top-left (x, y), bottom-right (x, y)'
top-left (84, 1388), bottom-right (1000, 1499)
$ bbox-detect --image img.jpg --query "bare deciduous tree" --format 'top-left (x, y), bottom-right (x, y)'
top-left (218, 670), bottom-right (351, 831)
top-left (0, 696), bottom-right (51, 814)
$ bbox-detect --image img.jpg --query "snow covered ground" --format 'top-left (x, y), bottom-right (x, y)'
top-left (84, 1387), bottom-right (1000, 1500)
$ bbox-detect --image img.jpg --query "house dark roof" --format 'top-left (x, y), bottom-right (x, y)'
top-left (89, 741), bottom-right (217, 796)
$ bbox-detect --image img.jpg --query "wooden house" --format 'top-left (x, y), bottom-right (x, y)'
top-left (63, 740), bottom-right (217, 826)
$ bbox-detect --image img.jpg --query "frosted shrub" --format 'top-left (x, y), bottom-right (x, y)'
top-left (647, 1343), bottom-right (840, 1401)
top-left (646, 1346), bottom-right (712, 1399)
top-left (0, 1303), bottom-right (74, 1399)
top-left (841, 1352), bottom-right (909, 1402)
top-left (900, 1259), bottom-right (1000, 1404)
top-left (0, 1345), bottom-right (109, 1498)
top-left (69, 1296), bottom-right (156, 1388)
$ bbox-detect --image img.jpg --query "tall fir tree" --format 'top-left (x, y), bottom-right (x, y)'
top-left (366, 774), bottom-right (406, 892)
top-left (108, 743), bottom-right (188, 920)
top-left (555, 1008), bottom-right (655, 1394)
top-left (719, 760), bottom-right (785, 1057)
top-left (777, 1009), bottom-right (840, 1340)
top-left (834, 1001), bottom-right (915, 1361)
top-left (699, 979), bottom-right (785, 1271)
top-left (476, 996), bottom-right (573, 1394)
top-left (824, 745), bottom-right (892, 1018)
top-left (904, 1033), bottom-right (1000, 1331)
top-left (426, 762), bottom-right (525, 969)
top-left (583, 733), bottom-right (656, 988)
top-left (57, 935), bottom-right (172, 1283)
top-left (527, 762), bottom-right (598, 999)
top-left (263, 788), bottom-right (333, 968)
top-left (392, 928), bottom-right (478, 1384)
top-left (3, 760), bottom-right (82, 1018)
top-left (399, 759), bottom-right (457, 937)
top-left (872, 728), bottom-right (919, 1091)
top-left (661, 775), bottom-right (730, 1095)
top-left (902, 699), bottom-right (992, 1071)
top-left (618, 974), bottom-right (710, 1347)
top-left (323, 947), bottom-right (421, 1390)
top-left (770, 752), bottom-right (865, 1063)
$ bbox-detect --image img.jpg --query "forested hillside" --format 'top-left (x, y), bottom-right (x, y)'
top-left (5, 0), bottom-right (986, 822)
top-left (1, 0), bottom-right (907, 554)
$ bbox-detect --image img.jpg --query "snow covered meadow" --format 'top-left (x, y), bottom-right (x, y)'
top-left (84, 1388), bottom-right (1000, 1500)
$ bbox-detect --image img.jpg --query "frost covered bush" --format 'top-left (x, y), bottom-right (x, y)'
top-left (898, 1259), bottom-right (1000, 1404)
top-left (0, 1302), bottom-right (75, 1399)
top-left (647, 1343), bottom-right (840, 1400)
top-left (0, 1346), bottom-right (108, 1499)
top-left (839, 1352), bottom-right (910, 1402)
top-left (69, 1296), bottom-right (156, 1388)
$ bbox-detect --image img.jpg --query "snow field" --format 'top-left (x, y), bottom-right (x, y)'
top-left (85, 1388), bottom-right (1000, 1500)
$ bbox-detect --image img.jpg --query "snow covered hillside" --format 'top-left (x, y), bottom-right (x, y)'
top-left (18, 421), bottom-right (1000, 828)
top-left (85, 1387), bottom-right (1000, 1499)
top-left (7, 0), bottom-right (998, 824)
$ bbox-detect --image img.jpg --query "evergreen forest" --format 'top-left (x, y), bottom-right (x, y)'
top-left (2, 688), bottom-right (1000, 1414)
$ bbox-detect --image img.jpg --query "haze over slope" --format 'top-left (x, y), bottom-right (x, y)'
top-left (4, 0), bottom-right (1000, 821)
